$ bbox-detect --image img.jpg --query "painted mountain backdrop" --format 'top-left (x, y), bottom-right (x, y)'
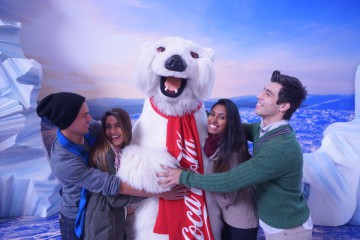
top-left (40, 94), bottom-right (354, 155)
top-left (87, 94), bottom-right (354, 118)
top-left (84, 94), bottom-right (355, 154)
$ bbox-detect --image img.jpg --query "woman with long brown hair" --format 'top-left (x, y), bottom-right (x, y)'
top-left (204, 99), bottom-right (259, 240)
top-left (84, 108), bottom-right (142, 240)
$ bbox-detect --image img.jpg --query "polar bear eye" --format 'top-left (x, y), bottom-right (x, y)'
top-left (157, 47), bottom-right (165, 52)
top-left (191, 52), bottom-right (199, 59)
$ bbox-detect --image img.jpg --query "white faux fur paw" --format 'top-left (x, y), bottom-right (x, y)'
top-left (117, 144), bottom-right (178, 193)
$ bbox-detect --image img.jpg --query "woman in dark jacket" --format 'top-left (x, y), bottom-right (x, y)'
top-left (84, 108), bottom-right (143, 240)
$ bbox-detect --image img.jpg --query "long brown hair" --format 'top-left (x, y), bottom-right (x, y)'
top-left (211, 99), bottom-right (251, 173)
top-left (90, 108), bottom-right (132, 172)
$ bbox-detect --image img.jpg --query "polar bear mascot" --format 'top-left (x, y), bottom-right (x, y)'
top-left (117, 37), bottom-right (221, 239)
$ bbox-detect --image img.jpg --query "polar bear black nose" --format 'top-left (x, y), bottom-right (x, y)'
top-left (165, 55), bottom-right (186, 72)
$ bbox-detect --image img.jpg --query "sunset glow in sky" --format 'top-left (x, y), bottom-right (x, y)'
top-left (1, 0), bottom-right (359, 99)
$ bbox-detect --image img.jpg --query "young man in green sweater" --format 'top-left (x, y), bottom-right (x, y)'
top-left (158, 70), bottom-right (312, 240)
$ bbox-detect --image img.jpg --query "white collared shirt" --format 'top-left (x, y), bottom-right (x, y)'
top-left (259, 120), bottom-right (289, 138)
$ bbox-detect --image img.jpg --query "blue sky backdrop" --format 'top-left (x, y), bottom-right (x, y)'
top-left (0, 0), bottom-right (359, 99)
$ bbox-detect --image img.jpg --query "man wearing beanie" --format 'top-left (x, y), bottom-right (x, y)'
top-left (37, 92), bottom-right (150, 240)
top-left (37, 92), bottom-right (186, 239)
top-left (37, 92), bottom-right (122, 239)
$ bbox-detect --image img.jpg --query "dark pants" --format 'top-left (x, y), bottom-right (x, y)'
top-left (59, 212), bottom-right (81, 240)
top-left (221, 221), bottom-right (258, 240)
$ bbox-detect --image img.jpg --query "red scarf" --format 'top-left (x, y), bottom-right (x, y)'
top-left (204, 133), bottom-right (223, 158)
top-left (151, 98), bottom-right (214, 240)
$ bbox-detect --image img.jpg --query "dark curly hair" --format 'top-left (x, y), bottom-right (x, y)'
top-left (271, 70), bottom-right (307, 120)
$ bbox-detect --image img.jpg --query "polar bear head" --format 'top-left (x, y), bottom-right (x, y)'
top-left (134, 37), bottom-right (215, 116)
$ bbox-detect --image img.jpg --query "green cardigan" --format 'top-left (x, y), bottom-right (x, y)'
top-left (180, 123), bottom-right (310, 229)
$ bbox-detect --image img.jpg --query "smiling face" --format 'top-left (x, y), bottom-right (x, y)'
top-left (152, 38), bottom-right (209, 99)
top-left (62, 102), bottom-right (92, 144)
top-left (255, 82), bottom-right (288, 126)
top-left (134, 37), bottom-right (215, 116)
top-left (207, 104), bottom-right (227, 135)
top-left (105, 115), bottom-right (125, 147)
top-left (66, 102), bottom-right (92, 136)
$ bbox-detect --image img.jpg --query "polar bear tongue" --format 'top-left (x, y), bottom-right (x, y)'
top-left (164, 77), bottom-right (182, 92)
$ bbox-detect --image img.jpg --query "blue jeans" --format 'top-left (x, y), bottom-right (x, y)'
top-left (221, 221), bottom-right (258, 240)
top-left (59, 212), bottom-right (81, 240)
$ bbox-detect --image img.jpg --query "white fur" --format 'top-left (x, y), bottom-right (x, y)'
top-left (117, 145), bottom-right (178, 193)
top-left (134, 36), bottom-right (215, 116)
top-left (117, 37), bottom-right (221, 240)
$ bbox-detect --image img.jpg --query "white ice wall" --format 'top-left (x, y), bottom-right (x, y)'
top-left (0, 19), bottom-right (60, 218)
top-left (303, 65), bottom-right (360, 226)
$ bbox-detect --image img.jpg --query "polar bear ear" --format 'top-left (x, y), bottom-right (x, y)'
top-left (203, 47), bottom-right (215, 62)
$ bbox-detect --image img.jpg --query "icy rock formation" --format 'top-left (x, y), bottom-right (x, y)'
top-left (303, 65), bottom-right (360, 226)
top-left (0, 19), bottom-right (60, 218)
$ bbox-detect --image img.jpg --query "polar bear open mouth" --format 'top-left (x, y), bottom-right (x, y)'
top-left (160, 76), bottom-right (187, 98)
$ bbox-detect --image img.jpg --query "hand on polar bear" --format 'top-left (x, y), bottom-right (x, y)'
top-left (158, 184), bottom-right (189, 200)
top-left (118, 181), bottom-right (188, 200)
top-left (116, 144), bottom-right (188, 198)
top-left (157, 165), bottom-right (183, 188)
